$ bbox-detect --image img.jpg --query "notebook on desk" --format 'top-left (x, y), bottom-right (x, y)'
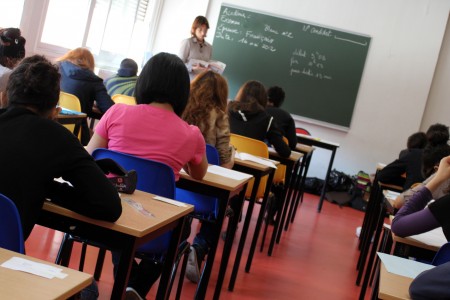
top-left (59, 107), bottom-right (83, 115)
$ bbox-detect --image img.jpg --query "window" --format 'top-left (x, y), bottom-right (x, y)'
top-left (40, 0), bottom-right (160, 72)
top-left (0, 0), bottom-right (25, 28)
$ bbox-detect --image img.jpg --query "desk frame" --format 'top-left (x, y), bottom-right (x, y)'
top-left (57, 113), bottom-right (87, 137)
top-left (38, 198), bottom-right (190, 300)
top-left (296, 134), bottom-right (339, 212)
top-left (176, 173), bottom-right (248, 300)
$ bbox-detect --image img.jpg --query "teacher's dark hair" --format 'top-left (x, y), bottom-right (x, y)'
top-left (7, 55), bottom-right (60, 113)
top-left (135, 52), bottom-right (190, 116)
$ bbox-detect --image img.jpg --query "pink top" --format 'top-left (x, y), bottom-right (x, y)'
top-left (95, 104), bottom-right (205, 180)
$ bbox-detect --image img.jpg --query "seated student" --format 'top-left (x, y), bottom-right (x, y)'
top-left (409, 261), bottom-right (450, 299)
top-left (104, 58), bottom-right (139, 97)
top-left (87, 52), bottom-right (208, 300)
top-left (398, 131), bottom-right (427, 158)
top-left (0, 28), bottom-right (26, 106)
top-left (266, 86), bottom-right (297, 150)
top-left (391, 156), bottom-right (450, 300)
top-left (228, 80), bottom-right (291, 158)
top-left (0, 55), bottom-right (122, 299)
top-left (378, 123), bottom-right (449, 191)
top-left (394, 143), bottom-right (450, 209)
top-left (181, 70), bottom-right (234, 283)
top-left (56, 47), bottom-right (115, 145)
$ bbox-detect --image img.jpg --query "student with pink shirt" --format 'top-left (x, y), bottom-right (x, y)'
top-left (87, 52), bottom-right (208, 300)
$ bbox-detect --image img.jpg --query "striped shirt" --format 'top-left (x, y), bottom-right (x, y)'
top-left (104, 75), bottom-right (138, 97)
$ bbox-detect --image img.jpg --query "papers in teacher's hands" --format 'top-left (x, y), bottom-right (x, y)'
top-left (189, 59), bottom-right (226, 74)
top-left (377, 253), bottom-right (434, 279)
top-left (1, 257), bottom-right (68, 279)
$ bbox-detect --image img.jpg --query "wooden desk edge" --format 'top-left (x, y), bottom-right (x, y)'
top-left (379, 262), bottom-right (412, 300)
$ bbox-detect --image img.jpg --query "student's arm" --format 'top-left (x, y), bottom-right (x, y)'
top-left (286, 116), bottom-right (298, 150)
top-left (409, 262), bottom-right (450, 299)
top-left (377, 157), bottom-right (407, 187)
top-left (94, 79), bottom-right (115, 113)
top-left (267, 118), bottom-right (291, 158)
top-left (86, 132), bottom-right (108, 154)
top-left (185, 154), bottom-right (208, 180)
top-left (48, 128), bottom-right (121, 222)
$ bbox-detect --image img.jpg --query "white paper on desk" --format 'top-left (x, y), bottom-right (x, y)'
top-left (408, 228), bottom-right (447, 249)
top-left (207, 165), bottom-right (252, 181)
top-left (154, 195), bottom-right (188, 207)
top-left (1, 257), bottom-right (68, 279)
top-left (383, 190), bottom-right (400, 201)
top-left (235, 152), bottom-right (277, 169)
top-left (377, 253), bottom-right (434, 278)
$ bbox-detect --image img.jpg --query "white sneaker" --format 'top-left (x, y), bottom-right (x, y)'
top-left (185, 246), bottom-right (201, 283)
top-left (356, 226), bottom-right (362, 237)
top-left (125, 287), bottom-right (144, 300)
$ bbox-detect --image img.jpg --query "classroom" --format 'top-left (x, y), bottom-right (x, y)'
top-left (1, 0), bottom-right (450, 299)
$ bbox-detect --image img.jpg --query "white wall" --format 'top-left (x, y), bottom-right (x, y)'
top-left (154, 0), bottom-right (450, 178)
top-left (18, 0), bottom-right (450, 179)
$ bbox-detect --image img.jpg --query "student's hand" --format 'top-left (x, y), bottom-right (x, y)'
top-left (427, 156), bottom-right (450, 192)
top-left (0, 92), bottom-right (7, 108)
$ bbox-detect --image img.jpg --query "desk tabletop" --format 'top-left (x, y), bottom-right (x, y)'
top-left (379, 262), bottom-right (412, 300)
top-left (296, 133), bottom-right (340, 147)
top-left (268, 148), bottom-right (303, 162)
top-left (234, 157), bottom-right (279, 171)
top-left (391, 227), bottom-right (446, 252)
top-left (295, 143), bottom-right (315, 153)
top-left (0, 247), bottom-right (92, 300)
top-left (42, 190), bottom-right (194, 238)
top-left (179, 165), bottom-right (252, 192)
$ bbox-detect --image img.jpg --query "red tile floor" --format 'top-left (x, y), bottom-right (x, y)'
top-left (26, 193), bottom-right (367, 299)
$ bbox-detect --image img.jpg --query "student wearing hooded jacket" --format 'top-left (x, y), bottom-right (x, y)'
top-left (57, 47), bottom-right (115, 145)
top-left (228, 80), bottom-right (291, 158)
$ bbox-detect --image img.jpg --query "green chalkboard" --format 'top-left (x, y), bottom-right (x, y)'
top-left (212, 4), bottom-right (371, 128)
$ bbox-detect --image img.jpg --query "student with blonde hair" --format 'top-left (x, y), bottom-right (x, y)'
top-left (57, 47), bottom-right (114, 145)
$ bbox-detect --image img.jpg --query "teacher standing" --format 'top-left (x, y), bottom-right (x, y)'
top-left (178, 16), bottom-right (212, 80)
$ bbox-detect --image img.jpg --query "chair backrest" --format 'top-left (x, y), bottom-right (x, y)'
top-left (111, 94), bottom-right (137, 105)
top-left (92, 148), bottom-right (176, 255)
top-left (296, 127), bottom-right (311, 136)
top-left (230, 134), bottom-right (270, 199)
top-left (0, 193), bottom-right (25, 254)
top-left (59, 92), bottom-right (82, 140)
top-left (92, 148), bottom-right (175, 198)
top-left (432, 242), bottom-right (450, 266)
top-left (206, 143), bottom-right (220, 165)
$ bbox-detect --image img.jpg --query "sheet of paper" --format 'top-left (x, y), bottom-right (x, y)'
top-left (377, 253), bottom-right (434, 278)
top-left (235, 152), bottom-right (277, 169)
top-left (153, 195), bottom-right (188, 207)
top-left (1, 257), bottom-right (68, 279)
top-left (207, 165), bottom-right (252, 181)
top-left (408, 227), bottom-right (447, 249)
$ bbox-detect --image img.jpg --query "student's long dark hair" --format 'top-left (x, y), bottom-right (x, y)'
top-left (229, 80), bottom-right (267, 113)
top-left (134, 52), bottom-right (190, 116)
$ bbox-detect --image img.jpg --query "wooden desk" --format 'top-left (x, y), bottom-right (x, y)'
top-left (0, 247), bottom-right (92, 300)
top-left (296, 133), bottom-right (340, 212)
top-left (378, 262), bottom-right (412, 300)
top-left (177, 166), bottom-right (251, 300)
top-left (38, 190), bottom-right (193, 300)
top-left (228, 157), bottom-right (278, 291)
top-left (268, 149), bottom-right (303, 255)
top-left (57, 110), bottom-right (87, 137)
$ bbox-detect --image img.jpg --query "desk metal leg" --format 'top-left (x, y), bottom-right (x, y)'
top-left (317, 148), bottom-right (337, 212)
top-left (111, 237), bottom-right (136, 300)
top-left (244, 171), bottom-right (275, 273)
top-left (213, 188), bottom-right (246, 299)
top-left (227, 177), bottom-right (260, 291)
top-left (275, 160), bottom-right (300, 244)
top-left (156, 218), bottom-right (185, 300)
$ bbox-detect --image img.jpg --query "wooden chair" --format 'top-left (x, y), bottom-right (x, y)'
top-left (59, 91), bottom-right (82, 140)
top-left (112, 94), bottom-right (137, 105)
